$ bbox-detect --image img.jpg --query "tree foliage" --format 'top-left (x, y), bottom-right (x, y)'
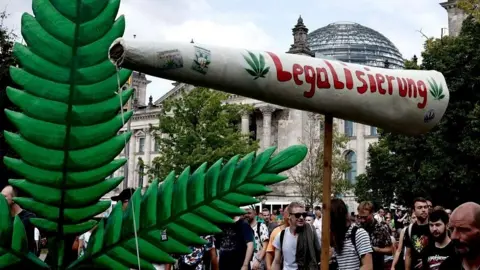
top-left (149, 87), bottom-right (259, 180)
top-left (289, 113), bottom-right (352, 207)
top-left (458, 0), bottom-right (480, 21)
top-left (0, 12), bottom-right (19, 190)
top-left (354, 17), bottom-right (480, 209)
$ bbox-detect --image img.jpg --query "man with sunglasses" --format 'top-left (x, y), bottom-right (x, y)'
top-left (272, 202), bottom-right (320, 270)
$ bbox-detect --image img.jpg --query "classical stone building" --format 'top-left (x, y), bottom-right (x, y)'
top-left (441, 0), bottom-right (468, 36)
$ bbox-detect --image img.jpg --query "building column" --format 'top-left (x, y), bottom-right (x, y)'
top-left (356, 124), bottom-right (366, 175)
top-left (145, 129), bottom-right (152, 177)
top-left (260, 107), bottom-right (275, 149)
top-left (241, 113), bottom-right (250, 135)
top-left (128, 131), bottom-right (137, 187)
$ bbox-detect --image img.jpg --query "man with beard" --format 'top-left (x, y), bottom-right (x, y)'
top-left (439, 202), bottom-right (480, 270)
top-left (357, 201), bottom-right (393, 270)
top-left (405, 197), bottom-right (430, 270)
top-left (421, 209), bottom-right (455, 269)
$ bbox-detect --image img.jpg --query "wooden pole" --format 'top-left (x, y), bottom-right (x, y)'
top-left (320, 114), bottom-right (333, 270)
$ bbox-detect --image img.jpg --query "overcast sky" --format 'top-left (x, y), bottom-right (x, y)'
top-left (2, 0), bottom-right (448, 101)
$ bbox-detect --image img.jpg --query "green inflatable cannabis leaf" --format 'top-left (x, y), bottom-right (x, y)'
top-left (67, 145), bottom-right (307, 270)
top-left (0, 197), bottom-right (49, 269)
top-left (2, 0), bottom-right (132, 266)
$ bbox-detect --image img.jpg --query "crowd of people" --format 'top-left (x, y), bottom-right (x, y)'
top-left (2, 184), bottom-right (480, 270)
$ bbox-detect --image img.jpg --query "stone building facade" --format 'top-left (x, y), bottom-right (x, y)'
top-left (441, 0), bottom-right (468, 36)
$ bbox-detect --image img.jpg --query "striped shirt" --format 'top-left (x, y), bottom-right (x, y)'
top-left (334, 225), bottom-right (373, 270)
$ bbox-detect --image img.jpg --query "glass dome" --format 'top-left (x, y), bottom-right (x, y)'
top-left (308, 22), bottom-right (404, 69)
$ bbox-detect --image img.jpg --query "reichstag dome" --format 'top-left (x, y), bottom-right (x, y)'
top-left (308, 22), bottom-right (404, 69)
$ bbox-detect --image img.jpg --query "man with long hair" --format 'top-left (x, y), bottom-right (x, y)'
top-left (330, 198), bottom-right (373, 270)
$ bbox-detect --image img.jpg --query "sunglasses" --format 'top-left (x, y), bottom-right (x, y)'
top-left (291, 212), bottom-right (308, 219)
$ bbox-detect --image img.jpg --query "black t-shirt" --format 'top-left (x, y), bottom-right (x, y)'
top-left (404, 223), bottom-right (430, 269)
top-left (18, 210), bottom-right (36, 253)
top-left (438, 255), bottom-right (464, 270)
top-left (394, 213), bottom-right (404, 229)
top-left (422, 241), bottom-right (455, 270)
top-left (216, 219), bottom-right (254, 270)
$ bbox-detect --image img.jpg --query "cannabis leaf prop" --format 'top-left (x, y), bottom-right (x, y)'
top-left (0, 197), bottom-right (49, 269)
top-left (428, 78), bottom-right (445, 100)
top-left (3, 0), bottom-right (132, 267)
top-left (244, 51), bottom-right (270, 80)
top-left (67, 145), bottom-right (307, 270)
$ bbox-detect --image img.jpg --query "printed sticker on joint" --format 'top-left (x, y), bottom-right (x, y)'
top-left (192, 46), bottom-right (211, 75)
top-left (157, 49), bottom-right (183, 70)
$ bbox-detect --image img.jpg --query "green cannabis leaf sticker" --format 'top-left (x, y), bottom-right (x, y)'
top-left (243, 51), bottom-right (270, 80)
top-left (428, 78), bottom-right (445, 100)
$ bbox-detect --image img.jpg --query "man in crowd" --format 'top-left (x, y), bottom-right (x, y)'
top-left (405, 197), bottom-right (431, 270)
top-left (426, 200), bottom-right (433, 214)
top-left (313, 206), bottom-right (322, 243)
top-left (266, 207), bottom-right (289, 270)
top-left (421, 209), bottom-right (455, 269)
top-left (216, 215), bottom-right (254, 270)
top-left (111, 188), bottom-right (136, 211)
top-left (262, 208), bottom-right (278, 235)
top-left (245, 208), bottom-right (269, 270)
top-left (374, 207), bottom-right (385, 223)
top-left (272, 202), bottom-right (320, 270)
top-left (439, 202), bottom-right (480, 270)
top-left (357, 201), bottom-right (393, 270)
top-left (1, 185), bottom-right (36, 253)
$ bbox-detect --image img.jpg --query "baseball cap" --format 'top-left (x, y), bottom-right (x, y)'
top-left (111, 188), bottom-right (136, 202)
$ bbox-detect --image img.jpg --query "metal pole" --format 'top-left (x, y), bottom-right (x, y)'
top-left (320, 114), bottom-right (333, 270)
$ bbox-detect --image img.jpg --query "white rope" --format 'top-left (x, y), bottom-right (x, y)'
top-left (116, 67), bottom-right (142, 270)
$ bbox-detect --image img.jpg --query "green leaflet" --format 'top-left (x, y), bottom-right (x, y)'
top-left (67, 145), bottom-right (307, 270)
top-left (428, 78), bottom-right (446, 100)
top-left (0, 197), bottom-right (49, 269)
top-left (2, 1), bottom-right (132, 268)
top-left (243, 51), bottom-right (270, 80)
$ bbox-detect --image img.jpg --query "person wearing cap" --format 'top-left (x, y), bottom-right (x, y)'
top-left (111, 188), bottom-right (136, 211)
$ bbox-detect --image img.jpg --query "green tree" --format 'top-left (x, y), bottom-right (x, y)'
top-left (149, 87), bottom-right (259, 180)
top-left (458, 0), bottom-right (480, 20)
top-left (0, 12), bottom-right (19, 190)
top-left (354, 17), bottom-right (480, 209)
top-left (289, 113), bottom-right (352, 207)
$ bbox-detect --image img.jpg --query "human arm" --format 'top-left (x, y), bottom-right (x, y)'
top-left (391, 228), bottom-right (406, 270)
top-left (242, 222), bottom-right (255, 270)
top-left (252, 224), bottom-right (270, 269)
top-left (271, 249), bottom-right (282, 270)
top-left (355, 228), bottom-right (373, 270)
top-left (209, 248), bottom-right (219, 270)
top-left (403, 227), bottom-right (412, 270)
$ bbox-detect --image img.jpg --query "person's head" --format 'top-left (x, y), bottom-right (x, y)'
top-left (1, 185), bottom-right (16, 207)
top-left (314, 206), bottom-right (322, 218)
top-left (411, 212), bottom-right (417, 224)
top-left (305, 215), bottom-right (314, 224)
top-left (287, 202), bottom-right (306, 229)
top-left (262, 208), bottom-right (271, 223)
top-left (426, 200), bottom-right (433, 214)
top-left (357, 201), bottom-right (375, 227)
top-left (330, 198), bottom-right (350, 253)
top-left (245, 208), bottom-right (257, 223)
top-left (445, 209), bottom-right (452, 216)
top-left (413, 197), bottom-right (429, 222)
top-left (111, 188), bottom-right (136, 211)
top-left (385, 212), bottom-right (392, 223)
top-left (429, 209), bottom-right (450, 242)
top-left (449, 202), bottom-right (480, 258)
top-left (378, 207), bottom-right (385, 217)
top-left (279, 208), bottom-right (284, 215)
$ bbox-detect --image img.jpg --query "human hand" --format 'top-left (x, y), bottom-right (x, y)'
top-left (252, 260), bottom-right (260, 270)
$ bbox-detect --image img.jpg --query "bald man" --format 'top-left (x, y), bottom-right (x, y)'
top-left (439, 202), bottom-right (480, 270)
top-left (1, 185), bottom-right (37, 253)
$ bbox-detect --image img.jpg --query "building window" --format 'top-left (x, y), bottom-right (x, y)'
top-left (370, 126), bottom-right (377, 136)
top-left (345, 150), bottom-right (357, 183)
top-left (344, 121), bottom-right (354, 137)
top-left (138, 137), bottom-right (145, 153)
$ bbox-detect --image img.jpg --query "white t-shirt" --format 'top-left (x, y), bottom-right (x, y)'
top-left (313, 217), bottom-right (322, 243)
top-left (273, 227), bottom-right (298, 270)
top-left (34, 228), bottom-right (40, 241)
top-left (334, 225), bottom-right (372, 270)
